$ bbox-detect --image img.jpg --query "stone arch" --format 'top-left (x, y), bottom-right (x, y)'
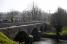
top-left (31, 28), bottom-right (41, 41)
top-left (40, 26), bottom-right (44, 32)
top-left (43, 23), bottom-right (48, 32)
top-left (14, 31), bottom-right (29, 43)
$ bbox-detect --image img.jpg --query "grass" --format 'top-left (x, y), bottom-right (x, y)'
top-left (45, 27), bottom-right (67, 35)
top-left (62, 27), bottom-right (67, 35)
top-left (0, 32), bottom-right (17, 44)
top-left (46, 32), bottom-right (56, 35)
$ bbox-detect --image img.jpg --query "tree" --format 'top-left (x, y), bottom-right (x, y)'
top-left (51, 7), bottom-right (67, 26)
top-left (51, 7), bottom-right (65, 41)
top-left (30, 6), bottom-right (43, 21)
top-left (7, 11), bottom-right (20, 23)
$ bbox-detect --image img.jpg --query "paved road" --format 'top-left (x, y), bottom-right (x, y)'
top-left (33, 38), bottom-right (67, 44)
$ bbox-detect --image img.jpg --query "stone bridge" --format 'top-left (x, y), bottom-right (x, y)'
top-left (0, 22), bottom-right (48, 40)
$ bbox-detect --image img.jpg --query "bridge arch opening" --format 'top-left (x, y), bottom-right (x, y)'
top-left (40, 26), bottom-right (44, 32)
top-left (14, 31), bottom-right (29, 44)
top-left (31, 28), bottom-right (41, 41)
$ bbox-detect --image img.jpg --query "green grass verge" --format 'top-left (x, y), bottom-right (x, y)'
top-left (62, 27), bottom-right (67, 35)
top-left (46, 32), bottom-right (56, 35)
top-left (45, 27), bottom-right (67, 35)
top-left (0, 32), bottom-right (17, 44)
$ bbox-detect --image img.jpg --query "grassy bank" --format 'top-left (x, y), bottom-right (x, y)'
top-left (42, 27), bottom-right (67, 40)
top-left (62, 27), bottom-right (67, 35)
top-left (45, 27), bottom-right (67, 35)
top-left (0, 32), bottom-right (17, 44)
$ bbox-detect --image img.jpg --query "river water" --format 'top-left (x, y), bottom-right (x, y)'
top-left (33, 38), bottom-right (67, 44)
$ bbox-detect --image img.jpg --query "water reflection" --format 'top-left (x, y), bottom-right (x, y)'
top-left (54, 40), bottom-right (67, 44)
top-left (33, 38), bottom-right (54, 44)
top-left (32, 38), bottom-right (67, 44)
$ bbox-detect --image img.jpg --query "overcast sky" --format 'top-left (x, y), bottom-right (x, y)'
top-left (0, 0), bottom-right (67, 13)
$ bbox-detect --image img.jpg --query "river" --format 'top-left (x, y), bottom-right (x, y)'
top-left (33, 38), bottom-right (67, 44)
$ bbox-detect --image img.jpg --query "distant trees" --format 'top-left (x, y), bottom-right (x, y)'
top-left (50, 7), bottom-right (67, 41)
top-left (6, 11), bottom-right (20, 23)
top-left (51, 7), bottom-right (67, 26)
top-left (21, 11), bottom-right (30, 22)
top-left (30, 7), bottom-right (42, 21)
top-left (0, 6), bottom-right (49, 23)
top-left (0, 13), bottom-right (3, 21)
top-left (20, 6), bottom-right (48, 22)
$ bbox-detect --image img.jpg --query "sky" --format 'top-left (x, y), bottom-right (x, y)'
top-left (0, 0), bottom-right (67, 13)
